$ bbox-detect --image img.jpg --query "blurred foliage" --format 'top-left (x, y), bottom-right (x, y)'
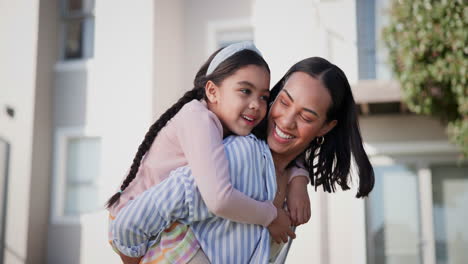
top-left (382, 0), bottom-right (467, 156)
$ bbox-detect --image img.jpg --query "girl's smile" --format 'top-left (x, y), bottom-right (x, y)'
top-left (206, 64), bottom-right (271, 136)
top-left (241, 114), bottom-right (259, 126)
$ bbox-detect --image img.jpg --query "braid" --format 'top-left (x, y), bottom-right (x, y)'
top-left (106, 46), bottom-right (270, 208)
top-left (106, 88), bottom-right (205, 208)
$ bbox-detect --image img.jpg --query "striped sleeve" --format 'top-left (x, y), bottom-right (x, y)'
top-left (109, 167), bottom-right (208, 257)
top-left (191, 135), bottom-right (276, 264)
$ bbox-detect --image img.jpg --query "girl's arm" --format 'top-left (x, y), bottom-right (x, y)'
top-left (175, 104), bottom-right (277, 227)
top-left (286, 163), bottom-right (311, 226)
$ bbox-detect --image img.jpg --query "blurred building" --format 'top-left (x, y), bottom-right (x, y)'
top-left (0, 0), bottom-right (466, 263)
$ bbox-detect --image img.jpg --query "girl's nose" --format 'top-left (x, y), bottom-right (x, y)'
top-left (249, 98), bottom-right (260, 110)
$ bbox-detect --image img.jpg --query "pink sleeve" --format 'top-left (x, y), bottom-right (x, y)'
top-left (288, 158), bottom-right (310, 184)
top-left (175, 105), bottom-right (277, 227)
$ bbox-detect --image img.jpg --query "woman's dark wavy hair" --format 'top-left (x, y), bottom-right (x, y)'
top-left (254, 57), bottom-right (374, 198)
top-left (106, 48), bottom-right (270, 208)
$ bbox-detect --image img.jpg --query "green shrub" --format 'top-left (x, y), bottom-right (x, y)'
top-left (383, 0), bottom-right (467, 156)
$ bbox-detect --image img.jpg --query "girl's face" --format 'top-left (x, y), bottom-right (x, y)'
top-left (267, 72), bottom-right (337, 161)
top-left (207, 64), bottom-right (270, 136)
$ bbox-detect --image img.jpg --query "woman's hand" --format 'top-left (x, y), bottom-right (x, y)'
top-left (267, 207), bottom-right (296, 243)
top-left (119, 253), bottom-right (142, 264)
top-left (287, 176), bottom-right (311, 226)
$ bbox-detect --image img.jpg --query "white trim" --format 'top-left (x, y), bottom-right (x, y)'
top-left (54, 58), bottom-right (95, 72)
top-left (206, 18), bottom-right (253, 56)
top-left (318, 191), bottom-right (330, 264)
top-left (418, 165), bottom-right (436, 264)
top-left (51, 126), bottom-right (100, 225)
top-left (351, 80), bottom-right (401, 104)
top-left (364, 140), bottom-right (460, 156)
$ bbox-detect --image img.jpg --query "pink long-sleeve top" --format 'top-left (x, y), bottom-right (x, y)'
top-left (109, 99), bottom-right (307, 227)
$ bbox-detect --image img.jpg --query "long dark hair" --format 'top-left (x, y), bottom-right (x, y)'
top-left (106, 48), bottom-right (270, 208)
top-left (256, 57), bottom-right (374, 198)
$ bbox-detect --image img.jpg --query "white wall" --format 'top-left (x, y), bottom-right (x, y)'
top-left (253, 0), bottom-right (324, 84)
top-left (253, 0), bottom-right (358, 85)
top-left (47, 0), bottom-right (155, 263)
top-left (27, 0), bottom-right (57, 262)
top-left (87, 1), bottom-right (154, 262)
top-left (153, 0), bottom-right (185, 118)
top-left (92, 0), bottom-right (154, 200)
top-left (0, 1), bottom-right (40, 263)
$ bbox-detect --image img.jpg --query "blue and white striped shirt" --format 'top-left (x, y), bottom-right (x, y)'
top-left (110, 134), bottom-right (276, 263)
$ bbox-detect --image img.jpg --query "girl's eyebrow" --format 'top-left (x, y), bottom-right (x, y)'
top-left (282, 89), bottom-right (319, 118)
top-left (237, 81), bottom-right (269, 93)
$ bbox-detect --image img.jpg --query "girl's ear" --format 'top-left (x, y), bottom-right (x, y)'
top-left (205, 80), bottom-right (219, 104)
top-left (318, 120), bottom-right (337, 137)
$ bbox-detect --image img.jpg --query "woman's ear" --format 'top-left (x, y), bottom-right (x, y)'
top-left (318, 120), bottom-right (337, 137)
top-left (205, 80), bottom-right (219, 104)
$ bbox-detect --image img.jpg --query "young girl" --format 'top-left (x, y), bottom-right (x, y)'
top-left (107, 42), bottom-right (309, 262)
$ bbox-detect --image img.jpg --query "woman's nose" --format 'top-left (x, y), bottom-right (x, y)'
top-left (279, 109), bottom-right (296, 130)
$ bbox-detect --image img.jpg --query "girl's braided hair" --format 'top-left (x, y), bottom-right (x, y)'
top-left (106, 48), bottom-right (270, 208)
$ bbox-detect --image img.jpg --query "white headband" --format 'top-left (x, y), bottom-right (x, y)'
top-left (206, 41), bottom-right (263, 75)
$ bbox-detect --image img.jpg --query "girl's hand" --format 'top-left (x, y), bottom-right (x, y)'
top-left (267, 207), bottom-right (296, 243)
top-left (119, 253), bottom-right (142, 264)
top-left (287, 176), bottom-right (311, 226)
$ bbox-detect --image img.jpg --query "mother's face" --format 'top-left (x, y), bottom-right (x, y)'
top-left (267, 72), bottom-right (337, 161)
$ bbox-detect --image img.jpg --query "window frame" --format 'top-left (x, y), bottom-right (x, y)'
top-left (206, 18), bottom-right (254, 56)
top-left (354, 0), bottom-right (398, 106)
top-left (51, 127), bottom-right (101, 225)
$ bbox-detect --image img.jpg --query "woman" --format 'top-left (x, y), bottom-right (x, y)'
top-left (263, 56), bottom-right (374, 201)
top-left (122, 57), bottom-right (375, 264)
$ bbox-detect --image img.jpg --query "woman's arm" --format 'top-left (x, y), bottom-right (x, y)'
top-left (287, 175), bottom-right (311, 226)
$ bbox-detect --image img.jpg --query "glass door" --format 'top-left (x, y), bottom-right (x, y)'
top-left (366, 159), bottom-right (468, 264)
top-left (431, 164), bottom-right (468, 264)
top-left (366, 164), bottom-right (422, 264)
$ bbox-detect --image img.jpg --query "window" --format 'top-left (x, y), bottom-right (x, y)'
top-left (356, 0), bottom-right (392, 80)
top-left (52, 128), bottom-right (101, 223)
top-left (60, 0), bottom-right (95, 60)
top-left (215, 29), bottom-right (254, 49)
top-left (431, 165), bottom-right (468, 264)
top-left (366, 157), bottom-right (468, 264)
top-left (64, 137), bottom-right (101, 216)
top-left (206, 19), bottom-right (254, 55)
top-left (366, 164), bottom-right (422, 264)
